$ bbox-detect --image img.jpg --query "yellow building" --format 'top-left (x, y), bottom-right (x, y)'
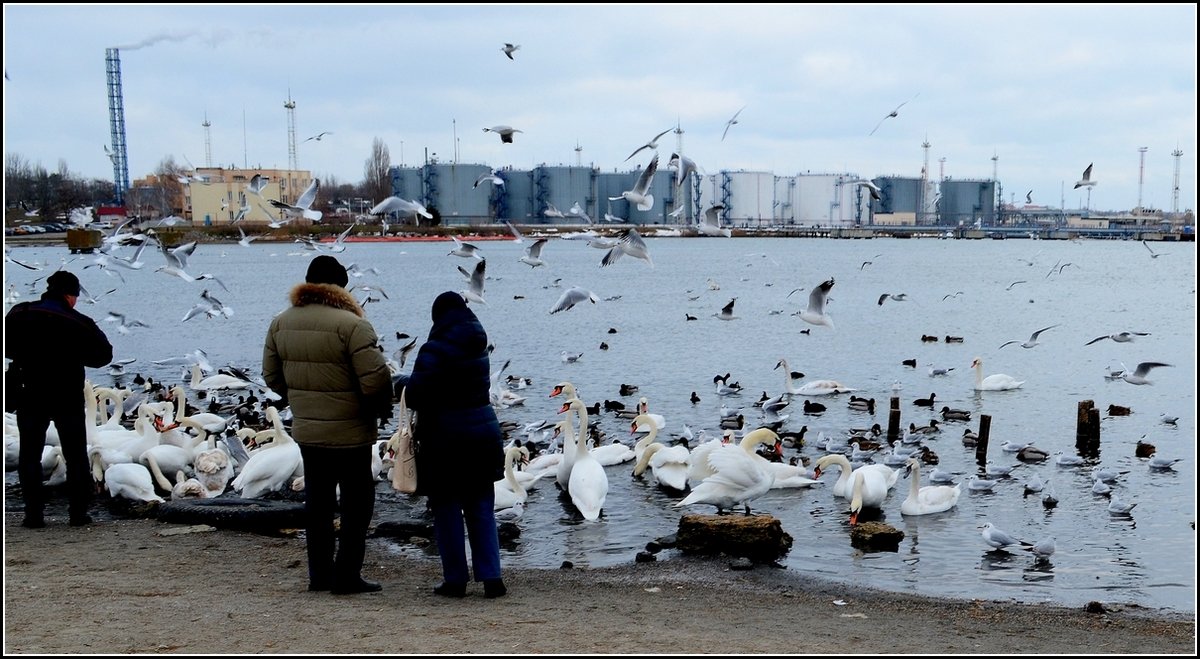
top-left (185, 168), bottom-right (315, 226)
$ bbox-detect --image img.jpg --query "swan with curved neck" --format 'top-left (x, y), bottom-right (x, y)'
top-left (494, 445), bottom-right (530, 510)
top-left (971, 357), bottom-right (1025, 391)
top-left (813, 453), bottom-right (899, 499)
top-left (900, 457), bottom-right (961, 516)
top-left (555, 397), bottom-right (584, 490)
top-left (563, 398), bottom-right (608, 521)
top-left (675, 428), bottom-right (777, 514)
top-left (775, 358), bottom-right (804, 396)
top-left (848, 469), bottom-right (890, 525)
top-left (230, 406), bottom-right (303, 498)
top-left (630, 414), bottom-right (688, 491)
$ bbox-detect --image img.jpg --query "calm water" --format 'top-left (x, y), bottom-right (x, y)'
top-left (4, 235), bottom-right (1196, 614)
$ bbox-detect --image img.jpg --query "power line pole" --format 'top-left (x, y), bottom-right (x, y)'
top-left (1171, 147), bottom-right (1183, 215)
top-left (1137, 146), bottom-right (1148, 215)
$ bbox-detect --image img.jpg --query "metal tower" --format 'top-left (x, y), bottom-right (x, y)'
top-left (938, 157), bottom-right (946, 180)
top-left (574, 141), bottom-right (582, 167)
top-left (1137, 146), bottom-right (1148, 214)
top-left (919, 139), bottom-right (930, 224)
top-left (104, 48), bottom-right (130, 205)
top-left (1171, 147), bottom-right (1183, 214)
top-left (284, 92), bottom-right (297, 172)
top-left (202, 113), bottom-right (212, 168)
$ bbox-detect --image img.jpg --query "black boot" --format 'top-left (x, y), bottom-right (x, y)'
top-left (483, 578), bottom-right (507, 599)
top-left (433, 582), bottom-right (467, 598)
top-left (331, 577), bottom-right (382, 595)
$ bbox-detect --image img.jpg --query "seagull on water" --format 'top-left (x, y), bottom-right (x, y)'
top-left (980, 522), bottom-right (1032, 550)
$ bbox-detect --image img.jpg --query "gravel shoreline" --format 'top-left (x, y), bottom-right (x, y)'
top-left (4, 514), bottom-right (1195, 654)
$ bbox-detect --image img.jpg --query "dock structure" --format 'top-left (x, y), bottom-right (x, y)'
top-left (66, 229), bottom-right (103, 254)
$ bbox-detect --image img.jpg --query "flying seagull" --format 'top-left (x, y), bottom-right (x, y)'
top-left (1142, 240), bottom-right (1164, 258)
top-left (519, 238), bottom-right (548, 268)
top-left (1084, 331), bottom-right (1150, 346)
top-left (797, 277), bottom-right (835, 329)
top-left (1025, 190), bottom-right (1033, 204)
top-left (714, 298), bottom-right (738, 321)
top-left (721, 106), bottom-right (746, 141)
top-left (501, 43), bottom-right (520, 60)
top-left (269, 177), bottom-right (322, 222)
top-left (549, 286), bottom-right (600, 314)
top-left (625, 128), bottom-right (673, 162)
top-left (848, 179), bottom-right (882, 201)
top-left (483, 125), bottom-right (523, 144)
top-left (1119, 361), bottom-right (1172, 385)
top-left (303, 131), bottom-right (332, 143)
top-left (461, 258), bottom-right (487, 305)
top-left (999, 324), bottom-right (1059, 349)
top-left (370, 196), bottom-right (433, 220)
top-left (473, 169), bottom-right (504, 189)
top-left (1074, 163), bottom-right (1097, 189)
top-left (869, 93), bottom-right (919, 136)
top-left (609, 153), bottom-right (659, 211)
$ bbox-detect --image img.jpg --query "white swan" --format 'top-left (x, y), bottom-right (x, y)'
top-left (190, 364), bottom-right (252, 392)
top-left (971, 357), bottom-right (1025, 391)
top-left (631, 421), bottom-right (690, 493)
top-left (555, 401), bottom-right (581, 490)
top-left (165, 384), bottom-right (230, 435)
top-left (774, 358), bottom-right (805, 396)
top-left (494, 445), bottom-right (530, 510)
top-left (103, 462), bottom-right (166, 503)
top-left (900, 457), bottom-right (961, 515)
top-left (675, 428), bottom-right (777, 514)
top-left (231, 406), bottom-right (303, 499)
top-left (795, 379), bottom-right (857, 396)
top-left (139, 443), bottom-right (194, 492)
top-left (632, 397), bottom-right (667, 433)
top-left (848, 469), bottom-right (890, 525)
top-left (589, 436), bottom-right (637, 467)
top-left (687, 431), bottom-right (731, 487)
top-left (813, 453), bottom-right (900, 499)
top-left (563, 398), bottom-right (608, 521)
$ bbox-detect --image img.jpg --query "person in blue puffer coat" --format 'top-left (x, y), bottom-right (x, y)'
top-left (401, 291), bottom-right (506, 599)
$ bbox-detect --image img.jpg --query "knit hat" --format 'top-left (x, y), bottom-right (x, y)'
top-left (305, 255), bottom-right (348, 288)
top-left (46, 270), bottom-right (81, 297)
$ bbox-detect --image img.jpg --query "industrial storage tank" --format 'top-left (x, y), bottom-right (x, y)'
top-left (500, 168), bottom-right (536, 222)
top-left (938, 179), bottom-right (996, 227)
top-left (532, 165), bottom-right (596, 223)
top-left (876, 176), bottom-right (921, 214)
top-left (789, 173), bottom-right (870, 227)
top-left (598, 163), bottom-right (674, 225)
top-left (704, 171), bottom-right (774, 226)
top-left (420, 163), bottom-right (492, 225)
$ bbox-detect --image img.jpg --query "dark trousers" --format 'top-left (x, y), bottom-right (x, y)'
top-left (18, 402), bottom-right (91, 519)
top-left (298, 444), bottom-right (376, 587)
top-left (430, 490), bottom-right (502, 584)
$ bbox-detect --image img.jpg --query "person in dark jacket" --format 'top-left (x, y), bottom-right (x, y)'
top-left (262, 255), bottom-right (393, 595)
top-left (5, 270), bottom-right (113, 528)
top-left (403, 291), bottom-right (506, 598)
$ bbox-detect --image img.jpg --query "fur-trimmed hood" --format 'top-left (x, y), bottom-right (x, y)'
top-left (289, 282), bottom-right (364, 317)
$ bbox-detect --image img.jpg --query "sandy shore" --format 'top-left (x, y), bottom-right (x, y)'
top-left (3, 512), bottom-right (1195, 654)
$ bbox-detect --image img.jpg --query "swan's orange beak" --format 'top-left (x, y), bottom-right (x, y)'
top-left (773, 440), bottom-right (784, 458)
top-left (629, 422), bottom-right (639, 435)
top-left (849, 511), bottom-right (859, 526)
top-left (557, 402), bottom-right (570, 414)
top-left (813, 467), bottom-right (823, 479)
top-left (550, 385), bottom-right (563, 397)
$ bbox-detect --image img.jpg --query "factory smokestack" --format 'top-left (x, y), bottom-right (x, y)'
top-left (105, 48), bottom-right (130, 206)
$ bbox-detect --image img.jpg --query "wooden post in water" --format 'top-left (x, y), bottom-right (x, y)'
top-left (887, 397), bottom-right (901, 445)
top-left (1075, 400), bottom-right (1100, 454)
top-left (974, 414), bottom-right (992, 465)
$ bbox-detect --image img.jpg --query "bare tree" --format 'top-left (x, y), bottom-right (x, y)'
top-left (362, 138), bottom-right (391, 205)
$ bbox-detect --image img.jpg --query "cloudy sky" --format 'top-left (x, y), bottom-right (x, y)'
top-left (4, 4), bottom-right (1196, 212)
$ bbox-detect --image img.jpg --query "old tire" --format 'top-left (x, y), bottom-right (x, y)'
top-left (158, 497), bottom-right (305, 533)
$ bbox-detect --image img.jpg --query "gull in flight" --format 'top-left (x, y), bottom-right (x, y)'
top-left (998, 324), bottom-right (1059, 349)
top-left (1085, 331), bottom-right (1150, 346)
top-left (182, 289), bottom-right (233, 322)
top-left (104, 311), bottom-right (150, 335)
top-left (1005, 280), bottom-right (1027, 291)
top-left (568, 201), bottom-right (593, 225)
top-left (721, 106), bottom-right (746, 141)
top-left (668, 152), bottom-right (700, 189)
top-left (247, 174), bottom-right (269, 196)
top-left (609, 153), bottom-right (658, 212)
top-left (600, 227), bottom-right (653, 268)
top-left (1025, 190), bottom-right (1033, 204)
top-left (549, 286), bottom-right (599, 314)
top-left (797, 277), bottom-right (835, 329)
top-left (237, 227), bottom-right (259, 247)
top-left (519, 238), bottom-right (548, 268)
top-left (1119, 361), bottom-right (1172, 385)
top-left (543, 203), bottom-right (565, 218)
top-left (503, 221), bottom-right (525, 243)
top-left (603, 199), bottom-right (625, 224)
top-left (869, 93), bottom-right (918, 136)
top-left (1074, 163), bottom-right (1097, 189)
top-left (625, 128), bottom-right (672, 162)
top-left (1142, 240), bottom-right (1164, 258)
top-left (474, 169), bottom-right (504, 189)
top-left (713, 298), bottom-right (738, 321)
top-left (483, 125), bottom-right (523, 144)
top-left (448, 235), bottom-right (483, 259)
top-left (501, 43), bottom-right (520, 60)
top-left (269, 177), bottom-right (323, 222)
top-left (877, 293), bottom-right (908, 306)
top-left (155, 240), bottom-right (199, 281)
top-left (697, 204), bottom-right (730, 237)
top-left (461, 258), bottom-right (487, 305)
top-left (371, 196), bottom-right (433, 222)
top-left (303, 131), bottom-right (332, 143)
top-left (848, 178), bottom-right (882, 201)
top-left (394, 337), bottom-right (418, 369)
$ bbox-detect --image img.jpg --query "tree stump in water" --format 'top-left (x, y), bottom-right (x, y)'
top-left (675, 513), bottom-right (792, 563)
